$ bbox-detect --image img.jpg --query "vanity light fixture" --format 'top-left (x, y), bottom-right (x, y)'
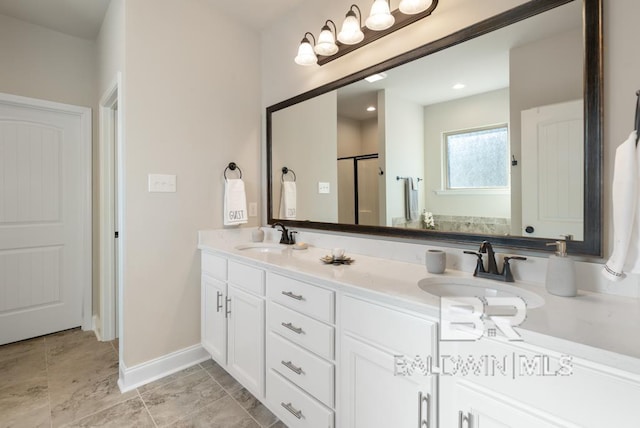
top-left (365, 0), bottom-right (395, 31)
top-left (338, 5), bottom-right (365, 45)
top-left (294, 32), bottom-right (318, 66)
top-left (314, 20), bottom-right (339, 56)
top-left (295, 0), bottom-right (438, 66)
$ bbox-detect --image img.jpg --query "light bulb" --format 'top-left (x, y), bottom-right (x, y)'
top-left (294, 36), bottom-right (317, 66)
top-left (338, 9), bottom-right (364, 45)
top-left (399, 0), bottom-right (430, 15)
top-left (365, 0), bottom-right (395, 31)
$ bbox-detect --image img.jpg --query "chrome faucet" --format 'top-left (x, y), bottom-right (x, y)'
top-left (272, 222), bottom-right (296, 245)
top-left (464, 241), bottom-right (526, 282)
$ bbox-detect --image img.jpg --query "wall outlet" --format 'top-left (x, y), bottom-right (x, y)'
top-left (249, 202), bottom-right (258, 217)
top-left (148, 174), bottom-right (177, 192)
top-left (318, 182), bottom-right (330, 194)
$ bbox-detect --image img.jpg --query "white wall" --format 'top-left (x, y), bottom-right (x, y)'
top-left (122, 0), bottom-right (261, 367)
top-left (424, 88), bottom-right (510, 218)
top-left (272, 91), bottom-right (338, 222)
top-left (337, 116), bottom-right (362, 158)
top-left (509, 28), bottom-right (583, 235)
top-left (381, 90), bottom-right (425, 226)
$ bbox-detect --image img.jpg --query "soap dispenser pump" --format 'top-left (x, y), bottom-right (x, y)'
top-left (545, 240), bottom-right (577, 297)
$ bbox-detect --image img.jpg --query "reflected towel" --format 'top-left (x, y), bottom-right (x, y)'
top-left (280, 181), bottom-right (297, 219)
top-left (405, 178), bottom-right (419, 221)
top-left (603, 131), bottom-right (639, 281)
top-left (224, 178), bottom-right (248, 226)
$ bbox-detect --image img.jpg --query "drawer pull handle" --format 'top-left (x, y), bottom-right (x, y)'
top-left (225, 297), bottom-right (231, 318)
top-left (281, 322), bottom-right (304, 334)
top-left (216, 291), bottom-right (223, 312)
top-left (419, 391), bottom-right (430, 428)
top-left (281, 360), bottom-right (303, 375)
top-left (281, 402), bottom-right (303, 419)
top-left (282, 291), bottom-right (304, 301)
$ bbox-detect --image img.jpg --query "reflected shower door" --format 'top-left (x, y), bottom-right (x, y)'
top-left (337, 154), bottom-right (379, 225)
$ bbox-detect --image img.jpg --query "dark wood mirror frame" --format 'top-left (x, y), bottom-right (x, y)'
top-left (266, 0), bottom-right (602, 256)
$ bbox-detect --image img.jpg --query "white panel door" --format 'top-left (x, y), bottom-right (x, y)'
top-left (340, 334), bottom-right (433, 428)
top-left (0, 94), bottom-right (90, 345)
top-left (521, 100), bottom-right (584, 240)
top-left (227, 284), bottom-right (265, 397)
top-left (201, 274), bottom-right (227, 364)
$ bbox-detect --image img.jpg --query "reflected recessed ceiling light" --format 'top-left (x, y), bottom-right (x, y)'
top-left (367, 106), bottom-right (377, 112)
top-left (453, 83), bottom-right (466, 90)
top-left (365, 72), bottom-right (388, 83)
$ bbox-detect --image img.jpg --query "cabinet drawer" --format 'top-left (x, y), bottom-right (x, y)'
top-left (342, 295), bottom-right (436, 357)
top-left (268, 301), bottom-right (334, 361)
top-left (267, 332), bottom-right (334, 408)
top-left (267, 273), bottom-right (334, 323)
top-left (267, 369), bottom-right (334, 428)
top-left (229, 260), bottom-right (265, 295)
top-left (201, 252), bottom-right (227, 281)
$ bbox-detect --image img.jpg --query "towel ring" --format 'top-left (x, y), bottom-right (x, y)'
top-left (224, 162), bottom-right (242, 181)
top-left (281, 166), bottom-right (296, 183)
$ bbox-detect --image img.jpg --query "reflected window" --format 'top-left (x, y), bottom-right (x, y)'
top-left (444, 125), bottom-right (509, 189)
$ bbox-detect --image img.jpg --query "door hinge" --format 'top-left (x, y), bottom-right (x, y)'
top-left (115, 231), bottom-right (119, 238)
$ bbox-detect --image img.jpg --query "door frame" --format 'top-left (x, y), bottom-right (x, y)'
top-left (0, 92), bottom-right (92, 332)
top-left (98, 73), bottom-right (124, 341)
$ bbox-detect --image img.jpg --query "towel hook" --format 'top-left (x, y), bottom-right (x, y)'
top-left (224, 162), bottom-right (242, 181)
top-left (281, 166), bottom-right (297, 182)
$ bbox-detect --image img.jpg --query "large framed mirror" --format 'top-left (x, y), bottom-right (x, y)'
top-left (267, 0), bottom-right (602, 256)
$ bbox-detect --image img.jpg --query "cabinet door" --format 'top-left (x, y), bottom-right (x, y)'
top-left (444, 379), bottom-right (577, 428)
top-left (227, 284), bottom-right (265, 397)
top-left (201, 274), bottom-right (227, 364)
top-left (340, 334), bottom-right (433, 428)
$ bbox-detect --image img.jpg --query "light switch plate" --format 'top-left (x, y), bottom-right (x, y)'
top-left (318, 182), bottom-right (330, 194)
top-left (148, 174), bottom-right (177, 192)
top-left (249, 202), bottom-right (258, 217)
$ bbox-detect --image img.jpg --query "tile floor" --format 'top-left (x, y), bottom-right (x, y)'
top-left (0, 328), bottom-right (286, 428)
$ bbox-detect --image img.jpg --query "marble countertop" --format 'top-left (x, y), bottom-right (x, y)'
top-left (198, 229), bottom-right (640, 376)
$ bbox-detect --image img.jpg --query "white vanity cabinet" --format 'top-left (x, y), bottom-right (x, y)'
top-left (265, 272), bottom-right (336, 428)
top-left (201, 252), bottom-right (265, 397)
top-left (339, 295), bottom-right (438, 428)
top-left (439, 338), bottom-right (640, 428)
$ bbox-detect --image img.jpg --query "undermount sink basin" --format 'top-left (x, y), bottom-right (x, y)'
top-left (418, 276), bottom-right (544, 309)
top-left (234, 243), bottom-right (285, 254)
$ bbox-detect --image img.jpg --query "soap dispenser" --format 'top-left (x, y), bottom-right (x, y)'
top-left (545, 240), bottom-right (577, 297)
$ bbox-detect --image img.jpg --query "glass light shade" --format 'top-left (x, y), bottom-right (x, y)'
top-left (365, 0), bottom-right (395, 31)
top-left (294, 39), bottom-right (317, 66)
top-left (399, 0), bottom-right (430, 14)
top-left (338, 12), bottom-right (364, 45)
top-left (314, 25), bottom-right (339, 56)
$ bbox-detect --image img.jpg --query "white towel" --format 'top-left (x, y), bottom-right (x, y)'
top-left (279, 181), bottom-right (297, 219)
top-left (404, 178), bottom-right (419, 221)
top-left (224, 178), bottom-right (248, 226)
top-left (603, 131), bottom-right (639, 281)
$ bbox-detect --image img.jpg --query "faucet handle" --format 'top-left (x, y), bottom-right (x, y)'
top-left (289, 231), bottom-right (297, 244)
top-left (464, 251), bottom-right (485, 275)
top-left (502, 256), bottom-right (527, 282)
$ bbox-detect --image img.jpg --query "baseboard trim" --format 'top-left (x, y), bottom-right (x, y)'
top-left (92, 315), bottom-right (102, 341)
top-left (117, 344), bottom-right (210, 393)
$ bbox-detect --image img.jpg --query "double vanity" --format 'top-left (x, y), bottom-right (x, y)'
top-left (198, 228), bottom-right (640, 428)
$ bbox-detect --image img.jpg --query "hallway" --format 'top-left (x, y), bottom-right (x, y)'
top-left (0, 329), bottom-right (285, 427)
